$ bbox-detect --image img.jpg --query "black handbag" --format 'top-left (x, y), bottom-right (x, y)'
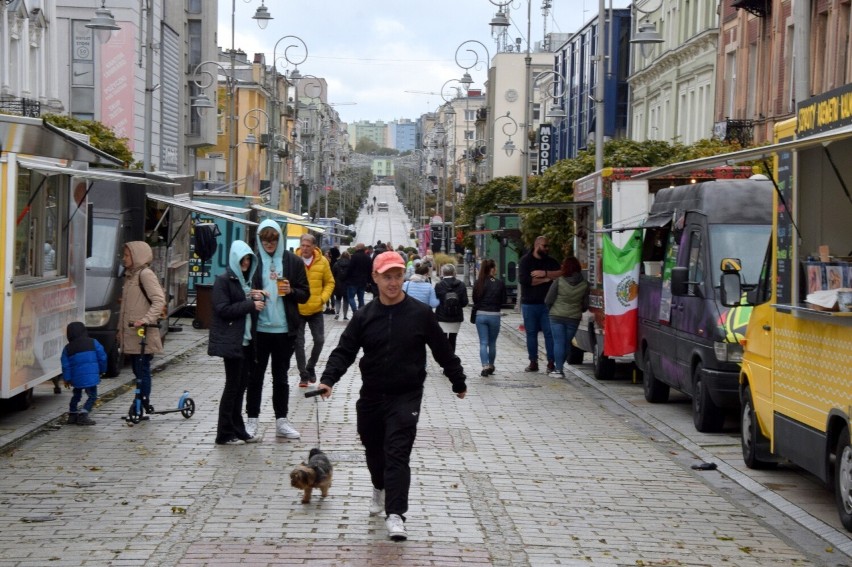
top-left (469, 307), bottom-right (478, 324)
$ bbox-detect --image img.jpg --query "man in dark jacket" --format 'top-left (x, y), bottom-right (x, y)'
top-left (345, 242), bottom-right (373, 314)
top-left (315, 251), bottom-right (467, 542)
top-left (245, 220), bottom-right (310, 439)
top-left (518, 235), bottom-right (562, 372)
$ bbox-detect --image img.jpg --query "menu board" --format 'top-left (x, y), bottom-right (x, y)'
top-left (775, 143), bottom-right (794, 305)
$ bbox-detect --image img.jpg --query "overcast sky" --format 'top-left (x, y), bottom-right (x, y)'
top-left (220, 1), bottom-right (629, 124)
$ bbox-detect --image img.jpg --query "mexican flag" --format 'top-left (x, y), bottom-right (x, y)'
top-left (602, 230), bottom-right (642, 356)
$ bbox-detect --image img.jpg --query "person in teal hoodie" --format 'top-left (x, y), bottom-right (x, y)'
top-left (245, 220), bottom-right (310, 439)
top-left (209, 240), bottom-right (265, 445)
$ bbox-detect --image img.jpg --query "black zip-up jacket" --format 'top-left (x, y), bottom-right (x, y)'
top-left (346, 249), bottom-right (373, 287)
top-left (320, 295), bottom-right (467, 396)
top-left (250, 249), bottom-right (310, 337)
top-left (208, 268), bottom-right (258, 360)
top-left (473, 277), bottom-right (507, 313)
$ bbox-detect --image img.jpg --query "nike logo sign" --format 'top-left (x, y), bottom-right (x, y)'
top-left (74, 71), bottom-right (90, 77)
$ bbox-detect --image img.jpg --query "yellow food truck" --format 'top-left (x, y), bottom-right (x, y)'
top-left (0, 115), bottom-right (172, 409)
top-left (634, 82), bottom-right (852, 530)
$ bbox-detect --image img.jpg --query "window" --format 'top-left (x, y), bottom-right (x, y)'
top-left (464, 109), bottom-right (476, 122)
top-left (15, 169), bottom-right (68, 282)
top-left (686, 229), bottom-right (704, 293)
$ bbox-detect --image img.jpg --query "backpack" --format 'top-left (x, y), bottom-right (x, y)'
top-left (443, 288), bottom-right (462, 318)
top-left (138, 268), bottom-right (167, 320)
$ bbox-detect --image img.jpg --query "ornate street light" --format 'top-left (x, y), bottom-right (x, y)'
top-left (86, 1), bottom-right (121, 44)
top-left (494, 111), bottom-right (520, 157)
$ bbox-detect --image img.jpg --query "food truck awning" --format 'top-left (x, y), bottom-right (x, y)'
top-left (631, 124), bottom-right (852, 180)
top-left (147, 193), bottom-right (258, 226)
top-left (251, 204), bottom-right (327, 233)
top-left (1, 115), bottom-right (122, 166)
top-left (17, 158), bottom-right (179, 186)
top-left (496, 201), bottom-right (594, 209)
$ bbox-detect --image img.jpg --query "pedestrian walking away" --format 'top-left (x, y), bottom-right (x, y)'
top-left (332, 251), bottom-right (351, 320)
top-left (314, 251), bottom-right (467, 542)
top-left (435, 263), bottom-right (469, 354)
top-left (208, 241), bottom-right (265, 445)
top-left (244, 220), bottom-right (309, 440)
top-left (518, 236), bottom-right (561, 373)
top-left (118, 241), bottom-right (166, 413)
top-left (402, 263), bottom-right (438, 309)
top-left (345, 243), bottom-right (373, 314)
top-left (472, 258), bottom-right (507, 377)
top-left (295, 234), bottom-right (335, 387)
top-left (544, 256), bottom-right (589, 378)
top-left (61, 321), bottom-right (107, 425)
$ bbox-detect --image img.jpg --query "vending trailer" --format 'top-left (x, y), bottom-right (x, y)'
top-left (0, 115), bottom-right (169, 408)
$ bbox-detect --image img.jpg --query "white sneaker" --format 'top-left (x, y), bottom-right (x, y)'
top-left (385, 513), bottom-right (407, 541)
top-left (245, 418), bottom-right (258, 438)
top-left (369, 488), bottom-right (385, 516)
top-left (275, 417), bottom-right (300, 439)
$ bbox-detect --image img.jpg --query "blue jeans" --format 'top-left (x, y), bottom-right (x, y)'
top-left (550, 318), bottom-right (580, 372)
top-left (521, 303), bottom-right (554, 363)
top-left (70, 386), bottom-right (98, 414)
top-left (130, 354), bottom-right (153, 402)
top-left (475, 313), bottom-right (501, 366)
top-left (347, 285), bottom-right (366, 312)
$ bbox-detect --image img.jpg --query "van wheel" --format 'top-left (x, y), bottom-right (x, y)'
top-left (643, 350), bottom-right (669, 403)
top-left (692, 363), bottom-right (725, 432)
top-left (834, 427), bottom-right (852, 531)
top-left (593, 340), bottom-right (615, 380)
top-left (104, 341), bottom-right (123, 378)
top-left (568, 345), bottom-right (585, 365)
top-left (741, 385), bottom-right (775, 469)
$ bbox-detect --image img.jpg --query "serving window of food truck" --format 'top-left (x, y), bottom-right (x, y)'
top-left (14, 168), bottom-right (68, 282)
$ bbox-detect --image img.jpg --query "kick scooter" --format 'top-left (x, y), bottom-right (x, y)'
top-left (124, 323), bottom-right (196, 424)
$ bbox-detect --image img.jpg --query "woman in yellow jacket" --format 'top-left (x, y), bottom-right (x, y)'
top-left (296, 234), bottom-right (336, 386)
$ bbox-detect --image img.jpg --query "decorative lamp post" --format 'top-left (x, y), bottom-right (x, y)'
top-left (191, 60), bottom-right (240, 188)
top-left (270, 35), bottom-right (308, 211)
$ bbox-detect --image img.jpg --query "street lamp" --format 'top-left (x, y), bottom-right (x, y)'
top-left (488, 0), bottom-right (532, 199)
top-left (191, 60), bottom-right (237, 186)
top-left (85, 1), bottom-right (121, 45)
top-left (629, 0), bottom-right (664, 59)
top-left (494, 111), bottom-right (520, 157)
top-left (270, 35), bottom-right (308, 211)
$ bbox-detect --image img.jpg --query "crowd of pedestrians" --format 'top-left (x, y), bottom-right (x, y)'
top-left (59, 203), bottom-right (583, 542)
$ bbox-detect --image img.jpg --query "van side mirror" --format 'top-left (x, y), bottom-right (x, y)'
top-left (671, 267), bottom-right (688, 296)
top-left (720, 273), bottom-right (742, 306)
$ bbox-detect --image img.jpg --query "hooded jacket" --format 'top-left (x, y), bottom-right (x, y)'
top-left (298, 246), bottom-right (335, 316)
top-left (251, 219), bottom-right (309, 335)
top-left (403, 273), bottom-right (438, 309)
top-left (545, 272), bottom-right (589, 321)
top-left (61, 321), bottom-right (107, 388)
top-left (208, 240), bottom-right (259, 359)
top-left (435, 276), bottom-right (469, 323)
top-left (118, 241), bottom-right (165, 355)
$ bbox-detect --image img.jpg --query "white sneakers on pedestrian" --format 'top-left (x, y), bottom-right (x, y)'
top-left (275, 418), bottom-right (300, 439)
top-left (369, 488), bottom-right (385, 516)
top-left (245, 417), bottom-right (258, 438)
top-left (385, 513), bottom-right (407, 541)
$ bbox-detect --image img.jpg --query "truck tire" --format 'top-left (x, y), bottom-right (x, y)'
top-left (835, 426), bottom-right (852, 531)
top-left (593, 339), bottom-right (615, 380)
top-left (643, 350), bottom-right (669, 403)
top-left (104, 340), bottom-right (123, 378)
top-left (741, 385), bottom-right (775, 469)
top-left (692, 362), bottom-right (725, 432)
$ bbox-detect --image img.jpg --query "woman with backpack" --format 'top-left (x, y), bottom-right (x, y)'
top-left (472, 258), bottom-right (507, 377)
top-left (435, 263), bottom-right (469, 354)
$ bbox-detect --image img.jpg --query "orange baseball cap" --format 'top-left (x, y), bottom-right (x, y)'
top-left (373, 251), bottom-right (406, 273)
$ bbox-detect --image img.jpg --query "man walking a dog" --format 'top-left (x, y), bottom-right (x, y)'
top-left (315, 251), bottom-right (467, 541)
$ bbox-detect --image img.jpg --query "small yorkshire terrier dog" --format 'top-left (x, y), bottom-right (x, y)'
top-left (290, 448), bottom-right (333, 504)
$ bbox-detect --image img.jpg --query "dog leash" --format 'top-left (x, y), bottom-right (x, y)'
top-left (304, 389), bottom-right (323, 449)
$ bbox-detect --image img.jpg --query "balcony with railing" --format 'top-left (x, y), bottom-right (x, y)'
top-left (0, 96), bottom-right (41, 117)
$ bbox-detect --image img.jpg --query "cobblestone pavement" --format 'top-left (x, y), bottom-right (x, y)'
top-left (0, 308), bottom-right (849, 566)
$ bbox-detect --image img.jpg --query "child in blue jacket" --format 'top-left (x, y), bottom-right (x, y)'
top-left (61, 321), bottom-right (107, 426)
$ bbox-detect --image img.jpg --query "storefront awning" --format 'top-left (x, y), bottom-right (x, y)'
top-left (17, 158), bottom-right (178, 187)
top-left (251, 204), bottom-right (327, 233)
top-left (147, 193), bottom-right (258, 226)
top-left (1, 115), bottom-right (122, 166)
top-left (497, 201), bottom-right (593, 209)
top-left (631, 124), bottom-right (852, 180)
